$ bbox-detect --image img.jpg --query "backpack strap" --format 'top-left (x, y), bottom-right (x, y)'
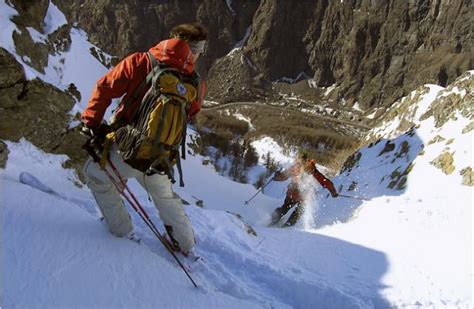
top-left (114, 52), bottom-right (176, 126)
top-left (153, 95), bottom-right (171, 150)
top-left (177, 102), bottom-right (188, 186)
top-left (175, 150), bottom-right (185, 187)
top-left (181, 121), bottom-right (187, 160)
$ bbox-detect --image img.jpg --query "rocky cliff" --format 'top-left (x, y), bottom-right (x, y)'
top-left (1, 0), bottom-right (472, 175)
top-left (49, 0), bottom-right (472, 110)
top-left (53, 0), bottom-right (258, 77)
top-left (0, 47), bottom-right (85, 172)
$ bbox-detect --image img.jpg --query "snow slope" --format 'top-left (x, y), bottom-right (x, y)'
top-left (2, 141), bottom-right (264, 309)
top-left (313, 75), bottom-right (473, 307)
top-left (3, 75), bottom-right (472, 307)
top-left (3, 137), bottom-right (388, 309)
top-left (181, 73), bottom-right (473, 307)
top-left (2, 1), bottom-right (473, 308)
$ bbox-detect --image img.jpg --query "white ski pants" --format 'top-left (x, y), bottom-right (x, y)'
top-left (83, 144), bottom-right (195, 252)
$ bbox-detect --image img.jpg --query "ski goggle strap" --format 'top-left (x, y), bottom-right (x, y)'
top-left (188, 40), bottom-right (206, 55)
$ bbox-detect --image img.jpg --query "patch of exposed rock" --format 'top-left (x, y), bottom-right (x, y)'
top-left (420, 71), bottom-right (474, 128)
top-left (430, 151), bottom-right (455, 175)
top-left (205, 49), bottom-right (270, 103)
top-left (9, 0), bottom-right (72, 74)
top-left (0, 47), bottom-right (87, 175)
top-left (460, 167), bottom-right (474, 186)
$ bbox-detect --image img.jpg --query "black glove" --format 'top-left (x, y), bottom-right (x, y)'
top-left (82, 122), bottom-right (111, 137)
top-left (273, 170), bottom-right (283, 180)
top-left (80, 123), bottom-right (94, 138)
top-left (80, 122), bottom-right (111, 146)
top-left (330, 191), bottom-right (339, 198)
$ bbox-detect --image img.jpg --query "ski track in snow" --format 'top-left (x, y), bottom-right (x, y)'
top-left (3, 167), bottom-right (262, 309)
top-left (7, 166), bottom-right (372, 309)
top-left (2, 138), bottom-right (389, 309)
top-left (192, 226), bottom-right (372, 309)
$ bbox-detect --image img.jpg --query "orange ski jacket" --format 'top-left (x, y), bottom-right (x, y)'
top-left (81, 38), bottom-right (205, 128)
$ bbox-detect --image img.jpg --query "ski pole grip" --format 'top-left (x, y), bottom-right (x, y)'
top-left (82, 141), bottom-right (101, 163)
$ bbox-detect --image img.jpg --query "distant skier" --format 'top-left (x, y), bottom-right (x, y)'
top-left (270, 152), bottom-right (338, 227)
top-left (81, 23), bottom-right (208, 255)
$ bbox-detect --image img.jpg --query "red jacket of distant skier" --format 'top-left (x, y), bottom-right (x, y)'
top-left (274, 159), bottom-right (337, 202)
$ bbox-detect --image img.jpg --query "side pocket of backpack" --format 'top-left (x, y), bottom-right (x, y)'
top-left (114, 125), bottom-right (141, 161)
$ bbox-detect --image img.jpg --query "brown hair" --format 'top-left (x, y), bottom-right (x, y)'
top-left (170, 23), bottom-right (208, 42)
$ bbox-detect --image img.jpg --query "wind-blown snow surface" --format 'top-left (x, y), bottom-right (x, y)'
top-left (3, 138), bottom-right (379, 309)
top-left (2, 1), bottom-right (473, 307)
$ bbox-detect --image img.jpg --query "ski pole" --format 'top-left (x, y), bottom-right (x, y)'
top-left (338, 194), bottom-right (371, 201)
top-left (83, 141), bottom-right (198, 288)
top-left (245, 177), bottom-right (274, 205)
top-left (106, 158), bottom-right (198, 288)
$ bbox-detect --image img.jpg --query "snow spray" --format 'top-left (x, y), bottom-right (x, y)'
top-left (298, 172), bottom-right (318, 230)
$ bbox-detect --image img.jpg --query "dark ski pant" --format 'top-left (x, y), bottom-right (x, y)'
top-left (271, 196), bottom-right (304, 226)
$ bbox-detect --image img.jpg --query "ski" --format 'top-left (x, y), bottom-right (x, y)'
top-left (18, 171), bottom-right (102, 219)
top-left (19, 170), bottom-right (199, 287)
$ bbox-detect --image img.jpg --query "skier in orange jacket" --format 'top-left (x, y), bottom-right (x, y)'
top-left (81, 23), bottom-right (207, 254)
top-left (270, 152), bottom-right (338, 227)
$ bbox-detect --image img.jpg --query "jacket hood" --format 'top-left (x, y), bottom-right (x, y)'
top-left (149, 38), bottom-right (194, 74)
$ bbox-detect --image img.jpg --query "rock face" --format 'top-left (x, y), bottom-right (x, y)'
top-left (1, 0), bottom-right (471, 177)
top-left (0, 47), bottom-right (85, 172)
top-left (420, 71), bottom-right (474, 129)
top-left (0, 48), bottom-right (72, 150)
top-left (56, 0), bottom-right (258, 76)
top-left (9, 0), bottom-right (72, 73)
top-left (247, 0), bottom-right (472, 110)
top-left (56, 0), bottom-right (471, 110)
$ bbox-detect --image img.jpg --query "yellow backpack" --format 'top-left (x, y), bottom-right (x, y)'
top-left (104, 52), bottom-right (198, 186)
